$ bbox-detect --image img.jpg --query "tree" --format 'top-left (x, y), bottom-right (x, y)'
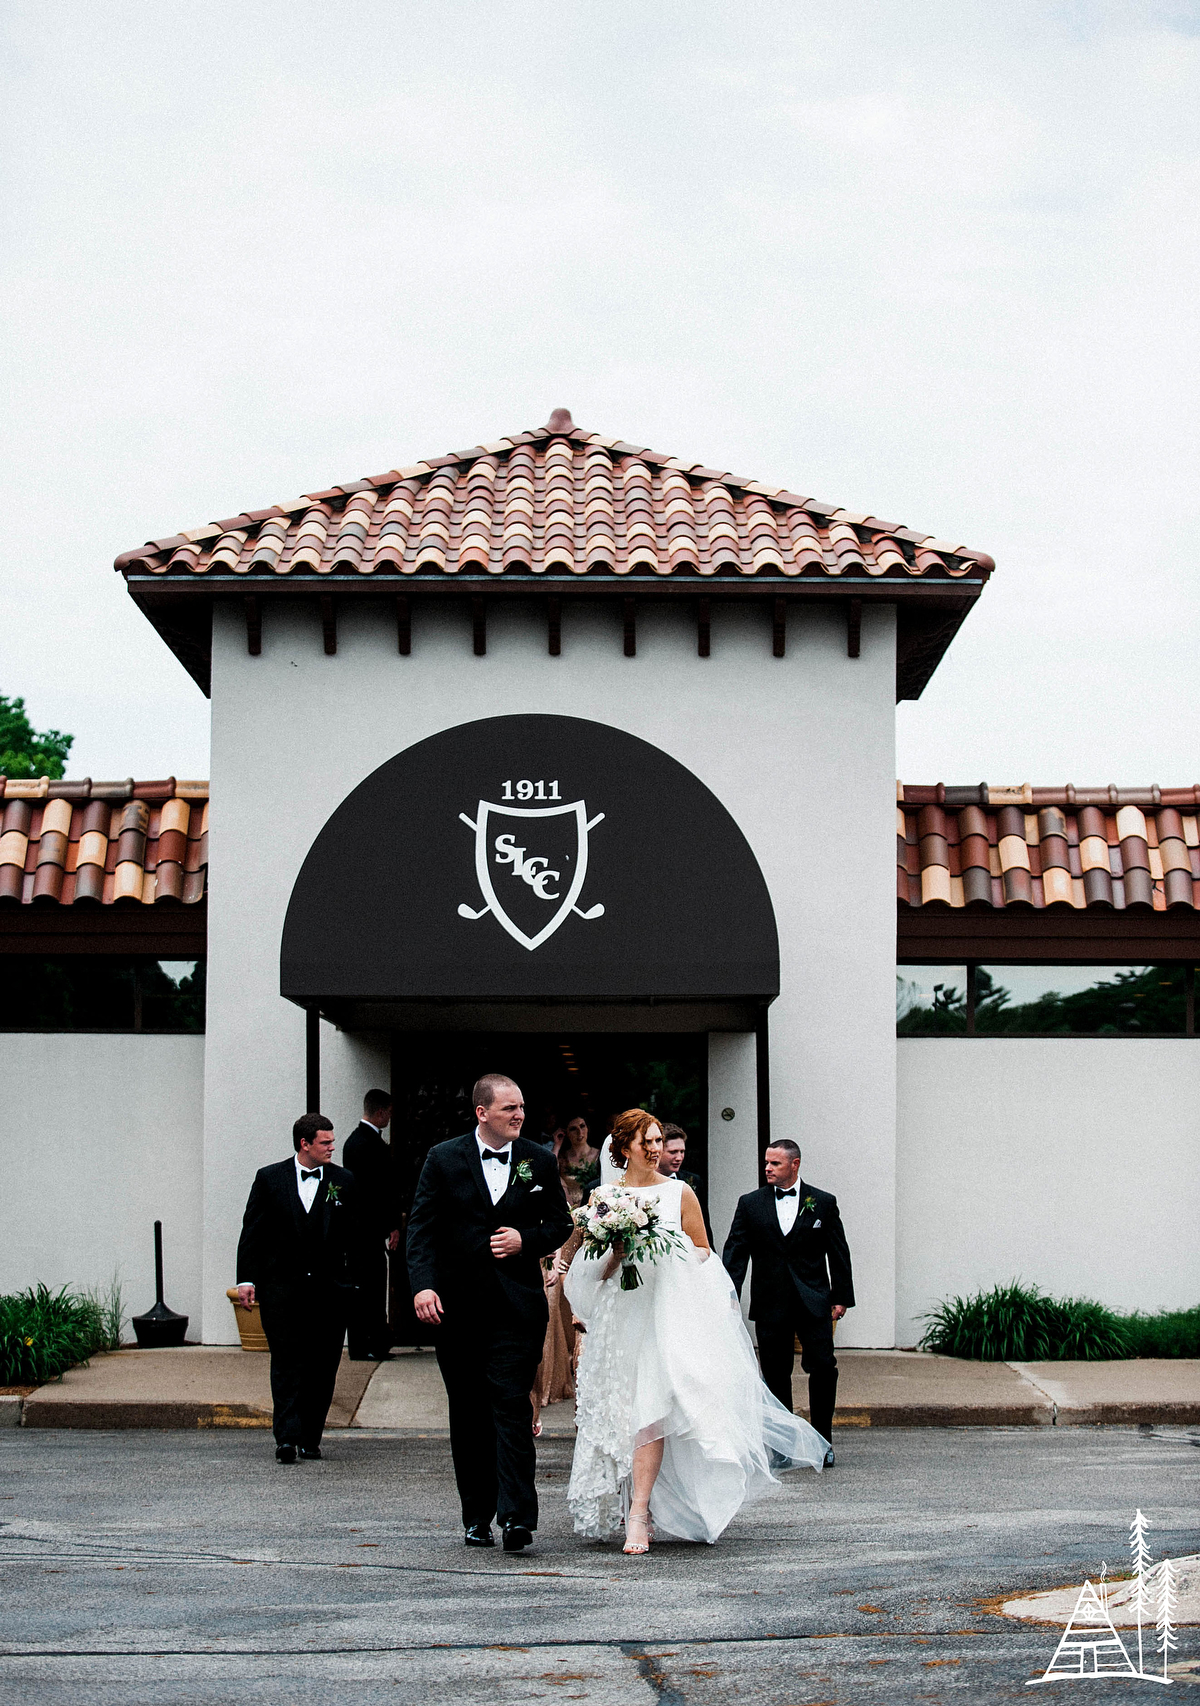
top-left (0, 694), bottom-right (73, 780)
top-left (1129, 1508), bottom-right (1153, 1674)
top-left (1157, 1556), bottom-right (1178, 1680)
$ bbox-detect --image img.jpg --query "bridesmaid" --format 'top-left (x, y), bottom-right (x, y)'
top-left (530, 1114), bottom-right (600, 1433)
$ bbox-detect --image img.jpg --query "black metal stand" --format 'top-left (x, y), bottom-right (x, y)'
top-left (131, 1220), bottom-right (189, 1348)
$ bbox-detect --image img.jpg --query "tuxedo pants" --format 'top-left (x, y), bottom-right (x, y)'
top-left (348, 1241), bottom-right (390, 1357)
top-left (756, 1311), bottom-right (839, 1445)
top-left (259, 1297), bottom-right (346, 1449)
top-left (436, 1324), bottom-right (542, 1530)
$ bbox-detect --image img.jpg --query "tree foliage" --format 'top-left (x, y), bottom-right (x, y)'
top-left (0, 693), bottom-right (73, 780)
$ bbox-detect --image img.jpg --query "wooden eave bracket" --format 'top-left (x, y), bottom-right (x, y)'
top-left (319, 594), bottom-right (337, 656)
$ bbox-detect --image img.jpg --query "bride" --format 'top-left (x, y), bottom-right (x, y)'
top-left (558, 1108), bottom-right (827, 1554)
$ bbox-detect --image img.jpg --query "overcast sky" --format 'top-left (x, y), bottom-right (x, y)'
top-left (2, 1), bottom-right (1197, 786)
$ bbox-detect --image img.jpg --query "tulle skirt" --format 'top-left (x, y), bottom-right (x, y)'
top-left (564, 1239), bottom-right (828, 1543)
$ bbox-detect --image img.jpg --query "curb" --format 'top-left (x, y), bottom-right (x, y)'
top-left (10, 1399), bottom-right (1200, 1432)
top-left (827, 1404), bottom-right (1055, 1428)
top-left (21, 1401), bottom-right (272, 1430)
top-left (1053, 1402), bottom-right (1200, 1427)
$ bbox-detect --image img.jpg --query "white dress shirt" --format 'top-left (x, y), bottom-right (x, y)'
top-left (295, 1155), bottom-right (323, 1214)
top-left (774, 1184), bottom-right (800, 1236)
top-left (476, 1131), bottom-right (512, 1205)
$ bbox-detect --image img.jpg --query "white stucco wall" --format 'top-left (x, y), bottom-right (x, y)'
top-left (0, 1032), bottom-right (205, 1329)
top-left (202, 594), bottom-right (897, 1343)
top-left (896, 1038), bottom-right (1200, 1345)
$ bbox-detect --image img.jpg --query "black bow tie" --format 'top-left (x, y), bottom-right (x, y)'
top-left (482, 1150), bottom-right (510, 1165)
top-left (775, 1187), bottom-right (797, 1198)
top-left (300, 1168), bottom-right (322, 1181)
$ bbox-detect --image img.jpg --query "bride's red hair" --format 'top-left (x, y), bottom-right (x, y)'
top-left (608, 1107), bottom-right (661, 1167)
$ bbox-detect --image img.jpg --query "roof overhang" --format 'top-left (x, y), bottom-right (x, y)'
top-left (115, 412), bottom-right (994, 703)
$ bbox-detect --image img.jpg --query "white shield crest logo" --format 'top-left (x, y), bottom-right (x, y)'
top-left (457, 800), bottom-right (605, 951)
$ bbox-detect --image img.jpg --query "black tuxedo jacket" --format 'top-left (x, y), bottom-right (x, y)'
top-left (236, 1158), bottom-right (361, 1316)
top-left (406, 1134), bottom-right (574, 1336)
top-left (722, 1180), bottom-right (855, 1328)
top-left (342, 1122), bottom-right (401, 1238)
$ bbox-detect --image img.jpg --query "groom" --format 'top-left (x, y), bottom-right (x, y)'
top-left (408, 1073), bottom-right (573, 1552)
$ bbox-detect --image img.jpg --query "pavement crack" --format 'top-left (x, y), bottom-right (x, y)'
top-left (619, 1644), bottom-right (688, 1705)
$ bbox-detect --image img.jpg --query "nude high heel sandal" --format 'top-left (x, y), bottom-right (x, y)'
top-left (623, 1510), bottom-right (653, 1555)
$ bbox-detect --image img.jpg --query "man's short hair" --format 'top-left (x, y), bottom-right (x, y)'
top-left (765, 1138), bottom-right (801, 1161)
top-left (661, 1123), bottom-right (687, 1148)
top-left (363, 1087), bottom-right (392, 1117)
top-left (293, 1111), bottom-right (334, 1151)
top-left (473, 1073), bottom-right (519, 1112)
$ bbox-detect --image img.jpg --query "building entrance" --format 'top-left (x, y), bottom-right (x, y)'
top-left (387, 1030), bottom-right (708, 1344)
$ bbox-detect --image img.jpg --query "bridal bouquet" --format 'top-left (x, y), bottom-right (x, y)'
top-left (572, 1185), bottom-right (684, 1290)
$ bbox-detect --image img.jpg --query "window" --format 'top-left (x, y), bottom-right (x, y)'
top-left (898, 964), bottom-right (1193, 1037)
top-left (0, 957), bottom-right (206, 1032)
top-left (897, 966), bottom-right (969, 1035)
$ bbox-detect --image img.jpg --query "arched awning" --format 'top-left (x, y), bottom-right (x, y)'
top-left (281, 714), bottom-right (779, 1028)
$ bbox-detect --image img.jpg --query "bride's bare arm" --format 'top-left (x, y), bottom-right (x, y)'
top-left (679, 1185), bottom-right (710, 1254)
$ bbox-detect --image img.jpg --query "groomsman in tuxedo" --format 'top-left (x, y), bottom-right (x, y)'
top-left (408, 1073), bottom-right (573, 1552)
top-left (342, 1088), bottom-right (400, 1362)
top-left (722, 1139), bottom-right (854, 1465)
top-left (236, 1113), bottom-right (361, 1464)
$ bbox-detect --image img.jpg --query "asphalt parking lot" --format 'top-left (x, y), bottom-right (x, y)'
top-left (2, 1426), bottom-right (1197, 1703)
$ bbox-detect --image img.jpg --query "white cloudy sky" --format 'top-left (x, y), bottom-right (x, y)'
top-left (2, 1), bottom-right (1197, 785)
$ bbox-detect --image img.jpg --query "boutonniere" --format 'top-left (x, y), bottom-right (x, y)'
top-left (325, 1182), bottom-right (343, 1206)
top-left (514, 1160), bottom-right (534, 1184)
top-left (801, 1195), bottom-right (817, 1217)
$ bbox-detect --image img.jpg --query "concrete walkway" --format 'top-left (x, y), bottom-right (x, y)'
top-left (354, 1348), bottom-right (578, 1435)
top-left (19, 1347), bottom-right (374, 1430)
top-left (9, 1346), bottom-right (1200, 1430)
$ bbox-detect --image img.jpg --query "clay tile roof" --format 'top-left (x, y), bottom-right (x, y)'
top-left (115, 409), bottom-right (994, 589)
top-left (0, 778), bottom-right (209, 907)
top-left (896, 783), bottom-right (1200, 911)
top-left (115, 409), bottom-right (995, 703)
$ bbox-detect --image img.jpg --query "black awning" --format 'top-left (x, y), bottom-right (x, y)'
top-left (281, 714), bottom-right (779, 1009)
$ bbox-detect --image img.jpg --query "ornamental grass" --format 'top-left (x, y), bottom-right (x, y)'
top-left (920, 1282), bottom-right (1199, 1361)
top-left (0, 1281), bottom-right (123, 1386)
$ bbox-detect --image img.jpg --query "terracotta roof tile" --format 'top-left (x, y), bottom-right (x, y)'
top-left (0, 778), bottom-right (208, 908)
top-left (114, 409), bottom-right (995, 588)
top-left (898, 784), bottom-right (1200, 912)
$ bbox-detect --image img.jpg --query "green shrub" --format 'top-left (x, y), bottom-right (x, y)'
top-left (921, 1281), bottom-right (1128, 1361)
top-left (0, 1280), bottom-right (123, 1386)
top-left (1119, 1306), bottom-right (1200, 1359)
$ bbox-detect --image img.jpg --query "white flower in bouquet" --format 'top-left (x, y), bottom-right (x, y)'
top-left (571, 1185), bottom-right (684, 1290)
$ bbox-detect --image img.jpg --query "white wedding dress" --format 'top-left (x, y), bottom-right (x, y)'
top-left (564, 1178), bottom-right (828, 1544)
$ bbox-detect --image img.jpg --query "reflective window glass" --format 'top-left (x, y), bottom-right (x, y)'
top-left (975, 965), bottom-right (1186, 1036)
top-left (0, 957), bottom-right (205, 1032)
top-left (897, 967), bottom-right (968, 1035)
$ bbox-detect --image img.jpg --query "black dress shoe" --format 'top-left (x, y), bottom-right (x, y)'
top-left (464, 1523), bottom-right (494, 1548)
top-left (823, 1447), bottom-right (836, 1468)
top-left (502, 1523), bottom-right (533, 1553)
top-left (364, 1350), bottom-right (395, 1362)
top-left (299, 1445), bottom-right (322, 1460)
top-left (275, 1444), bottom-right (297, 1464)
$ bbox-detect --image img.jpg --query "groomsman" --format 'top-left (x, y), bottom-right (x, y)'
top-left (342, 1088), bottom-right (400, 1362)
top-left (722, 1139), bottom-right (854, 1465)
top-left (236, 1113), bottom-right (361, 1463)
